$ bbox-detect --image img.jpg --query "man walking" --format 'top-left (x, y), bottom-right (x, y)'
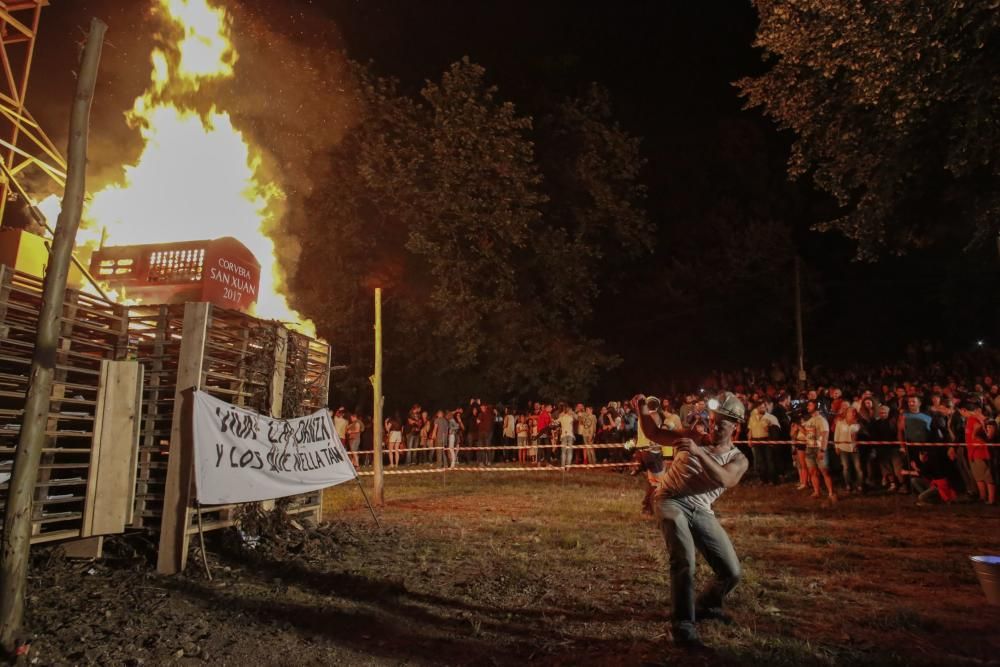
top-left (633, 391), bottom-right (749, 649)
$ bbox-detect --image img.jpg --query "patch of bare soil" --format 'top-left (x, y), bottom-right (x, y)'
top-left (19, 473), bottom-right (1000, 666)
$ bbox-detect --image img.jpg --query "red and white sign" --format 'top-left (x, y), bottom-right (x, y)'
top-left (202, 237), bottom-right (260, 311)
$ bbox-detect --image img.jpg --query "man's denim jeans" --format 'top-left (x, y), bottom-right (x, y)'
top-left (656, 497), bottom-right (741, 636)
top-left (561, 435), bottom-right (575, 467)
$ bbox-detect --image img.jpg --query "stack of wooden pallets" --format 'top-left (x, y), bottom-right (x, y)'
top-left (0, 267), bottom-right (331, 569)
top-left (0, 265), bottom-right (131, 546)
top-left (126, 302), bottom-right (331, 573)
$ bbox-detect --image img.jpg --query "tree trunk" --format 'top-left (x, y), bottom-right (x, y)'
top-left (0, 18), bottom-right (106, 658)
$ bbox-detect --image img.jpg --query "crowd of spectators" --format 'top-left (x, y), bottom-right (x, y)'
top-left (329, 349), bottom-right (1000, 507)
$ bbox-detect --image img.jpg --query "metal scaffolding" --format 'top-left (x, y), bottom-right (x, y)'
top-left (0, 1), bottom-right (60, 225)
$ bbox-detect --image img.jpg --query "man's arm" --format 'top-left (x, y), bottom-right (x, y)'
top-left (819, 422), bottom-right (830, 448)
top-left (631, 396), bottom-right (700, 446)
top-left (678, 440), bottom-right (749, 488)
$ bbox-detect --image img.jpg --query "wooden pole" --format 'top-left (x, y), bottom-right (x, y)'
top-left (372, 288), bottom-right (384, 506)
top-left (157, 303), bottom-right (210, 575)
top-left (794, 255), bottom-right (806, 392)
top-left (0, 18), bottom-right (106, 657)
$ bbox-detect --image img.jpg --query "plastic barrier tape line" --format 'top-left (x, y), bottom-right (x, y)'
top-left (192, 390), bottom-right (356, 504)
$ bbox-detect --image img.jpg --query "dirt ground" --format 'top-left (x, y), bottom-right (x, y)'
top-left (20, 471), bottom-right (1000, 666)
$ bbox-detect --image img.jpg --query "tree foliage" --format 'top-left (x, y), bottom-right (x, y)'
top-left (289, 60), bottom-right (650, 406)
top-left (737, 1), bottom-right (1000, 258)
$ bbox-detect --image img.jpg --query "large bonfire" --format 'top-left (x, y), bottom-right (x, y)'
top-left (39, 0), bottom-right (310, 331)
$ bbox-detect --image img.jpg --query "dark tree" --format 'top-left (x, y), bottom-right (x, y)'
top-left (737, 1), bottom-right (1000, 259)
top-left (289, 60), bottom-right (650, 406)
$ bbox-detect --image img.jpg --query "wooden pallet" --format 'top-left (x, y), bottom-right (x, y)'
top-left (125, 302), bottom-right (330, 574)
top-left (0, 265), bottom-right (135, 548)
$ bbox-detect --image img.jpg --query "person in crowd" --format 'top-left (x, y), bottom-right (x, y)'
top-left (447, 408), bottom-right (463, 468)
top-left (623, 404), bottom-right (638, 444)
top-left (790, 408), bottom-right (810, 491)
top-left (477, 402), bottom-right (495, 465)
top-left (770, 393), bottom-right (792, 481)
top-left (857, 396), bottom-right (879, 482)
top-left (598, 405), bottom-right (614, 446)
top-left (528, 412), bottom-right (540, 464)
top-left (431, 409), bottom-right (450, 468)
top-left (558, 403), bottom-right (577, 467)
top-left (802, 399), bottom-right (836, 501)
top-left (502, 407), bottom-right (517, 461)
top-left (578, 404), bottom-right (597, 464)
top-left (661, 399), bottom-right (684, 432)
top-left (834, 406), bottom-right (864, 493)
top-left (678, 395), bottom-right (695, 425)
top-left (747, 402), bottom-right (779, 484)
top-left (899, 396), bottom-right (931, 453)
top-left (404, 405), bottom-right (422, 466)
top-left (346, 412), bottom-right (364, 468)
top-left (536, 403), bottom-right (552, 461)
top-left (387, 413), bottom-right (403, 468)
top-left (418, 409), bottom-right (432, 465)
top-left (961, 400), bottom-right (996, 505)
top-left (549, 413), bottom-right (562, 465)
top-left (516, 413), bottom-right (530, 464)
top-left (946, 397), bottom-right (976, 496)
top-left (333, 407), bottom-right (349, 444)
top-left (870, 404), bottom-right (903, 491)
top-left (899, 449), bottom-right (958, 505)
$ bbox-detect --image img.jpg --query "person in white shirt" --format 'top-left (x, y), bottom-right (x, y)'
top-left (833, 406), bottom-right (863, 492)
top-left (558, 404), bottom-right (577, 467)
top-left (333, 407), bottom-right (349, 441)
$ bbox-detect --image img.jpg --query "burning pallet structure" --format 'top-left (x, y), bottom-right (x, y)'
top-left (0, 266), bottom-right (331, 570)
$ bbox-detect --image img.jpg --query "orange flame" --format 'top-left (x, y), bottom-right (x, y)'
top-left (40, 0), bottom-right (312, 334)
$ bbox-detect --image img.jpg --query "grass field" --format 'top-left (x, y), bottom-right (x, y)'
top-left (27, 470), bottom-right (1000, 665)
top-left (312, 470), bottom-right (1000, 666)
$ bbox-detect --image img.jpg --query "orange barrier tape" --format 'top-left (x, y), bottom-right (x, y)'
top-left (362, 440), bottom-right (998, 453)
top-left (378, 443), bottom-right (634, 452)
top-left (355, 462), bottom-right (638, 476)
top-left (737, 440), bottom-right (999, 447)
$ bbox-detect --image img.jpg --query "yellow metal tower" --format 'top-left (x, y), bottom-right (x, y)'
top-left (0, 1), bottom-right (60, 225)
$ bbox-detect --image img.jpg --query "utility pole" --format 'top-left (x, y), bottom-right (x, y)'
top-left (794, 255), bottom-right (806, 392)
top-left (372, 288), bottom-right (384, 506)
top-left (0, 18), bottom-right (106, 658)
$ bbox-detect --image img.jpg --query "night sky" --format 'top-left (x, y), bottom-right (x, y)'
top-left (27, 1), bottom-right (1000, 390)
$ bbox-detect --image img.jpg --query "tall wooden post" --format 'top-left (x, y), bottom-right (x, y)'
top-left (0, 18), bottom-right (106, 657)
top-left (157, 302), bottom-right (210, 575)
top-left (794, 255), bottom-right (806, 392)
top-left (372, 288), bottom-right (384, 506)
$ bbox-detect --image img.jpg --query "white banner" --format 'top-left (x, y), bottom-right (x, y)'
top-left (192, 390), bottom-right (356, 505)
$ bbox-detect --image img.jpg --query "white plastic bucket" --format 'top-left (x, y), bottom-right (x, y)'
top-left (970, 555), bottom-right (1000, 606)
